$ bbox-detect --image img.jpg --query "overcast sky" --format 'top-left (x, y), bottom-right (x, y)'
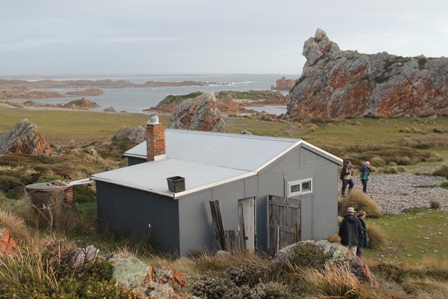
top-left (1, 0), bottom-right (447, 76)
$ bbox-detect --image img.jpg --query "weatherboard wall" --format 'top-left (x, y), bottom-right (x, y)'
top-left (96, 142), bottom-right (340, 255)
top-left (96, 181), bottom-right (180, 253)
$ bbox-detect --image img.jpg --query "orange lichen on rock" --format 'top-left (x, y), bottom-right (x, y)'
top-left (0, 228), bottom-right (19, 256)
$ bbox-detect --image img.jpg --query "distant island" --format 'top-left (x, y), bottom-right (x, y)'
top-left (0, 79), bottom-right (217, 100)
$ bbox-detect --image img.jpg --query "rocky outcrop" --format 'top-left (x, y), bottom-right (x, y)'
top-left (113, 125), bottom-right (145, 143)
top-left (272, 77), bottom-right (296, 91)
top-left (150, 90), bottom-right (286, 114)
top-left (5, 91), bottom-right (66, 100)
top-left (63, 97), bottom-right (100, 109)
top-left (103, 106), bottom-right (116, 112)
top-left (0, 119), bottom-right (52, 155)
top-left (274, 240), bottom-right (379, 288)
top-left (65, 88), bottom-right (103, 96)
top-left (143, 80), bottom-right (213, 87)
top-left (168, 92), bottom-right (228, 132)
top-left (286, 28), bottom-right (448, 121)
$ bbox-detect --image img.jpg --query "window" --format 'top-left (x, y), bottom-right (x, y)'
top-left (287, 178), bottom-right (313, 197)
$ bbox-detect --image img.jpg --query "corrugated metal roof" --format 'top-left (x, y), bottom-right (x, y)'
top-left (91, 158), bottom-right (254, 199)
top-left (93, 129), bottom-right (342, 198)
top-left (125, 129), bottom-right (301, 172)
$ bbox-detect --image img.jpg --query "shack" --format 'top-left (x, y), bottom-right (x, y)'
top-left (91, 116), bottom-right (342, 255)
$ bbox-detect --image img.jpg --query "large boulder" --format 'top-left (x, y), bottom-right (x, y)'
top-left (272, 77), bottom-right (296, 91)
top-left (113, 125), bottom-right (145, 144)
top-left (274, 240), bottom-right (379, 288)
top-left (168, 92), bottom-right (228, 132)
top-left (0, 118), bottom-right (52, 155)
top-left (106, 254), bottom-right (185, 299)
top-left (287, 28), bottom-right (448, 121)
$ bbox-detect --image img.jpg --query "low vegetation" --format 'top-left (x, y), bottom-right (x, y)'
top-left (1, 107), bottom-right (448, 297)
top-left (157, 91), bottom-right (204, 106)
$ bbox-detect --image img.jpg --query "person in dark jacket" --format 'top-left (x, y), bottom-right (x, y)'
top-left (360, 161), bottom-right (372, 193)
top-left (339, 207), bottom-right (362, 255)
top-left (340, 161), bottom-right (354, 196)
top-left (356, 210), bottom-right (369, 258)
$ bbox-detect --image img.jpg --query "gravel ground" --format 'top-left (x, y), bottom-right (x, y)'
top-left (342, 173), bottom-right (448, 214)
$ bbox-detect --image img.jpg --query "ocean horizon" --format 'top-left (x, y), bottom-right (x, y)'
top-left (7, 74), bottom-right (298, 114)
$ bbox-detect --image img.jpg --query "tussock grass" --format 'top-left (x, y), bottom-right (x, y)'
top-left (371, 156), bottom-right (386, 167)
top-left (365, 222), bottom-right (388, 250)
top-left (430, 200), bottom-right (441, 209)
top-left (433, 165), bottom-right (448, 179)
top-left (401, 135), bottom-right (448, 149)
top-left (339, 190), bottom-right (382, 218)
top-left (327, 234), bottom-right (340, 243)
top-left (402, 279), bottom-right (448, 298)
top-left (306, 123), bottom-right (319, 132)
top-left (298, 265), bottom-right (360, 298)
top-left (0, 209), bottom-right (31, 245)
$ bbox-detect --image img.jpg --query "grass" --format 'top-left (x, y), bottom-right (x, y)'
top-left (0, 107), bottom-right (157, 147)
top-left (363, 208), bottom-right (448, 264)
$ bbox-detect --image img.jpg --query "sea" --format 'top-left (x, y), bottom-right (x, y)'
top-left (9, 74), bottom-right (298, 115)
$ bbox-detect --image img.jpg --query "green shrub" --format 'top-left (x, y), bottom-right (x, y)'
top-left (370, 156), bottom-right (386, 167)
top-left (293, 242), bottom-right (328, 269)
top-left (74, 185), bottom-right (96, 203)
top-left (382, 166), bottom-right (398, 174)
top-left (433, 165), bottom-right (448, 179)
top-left (397, 166), bottom-right (406, 173)
top-left (388, 161), bottom-right (397, 167)
top-left (0, 175), bottom-right (25, 199)
top-left (440, 181), bottom-right (448, 188)
top-left (37, 175), bottom-right (66, 183)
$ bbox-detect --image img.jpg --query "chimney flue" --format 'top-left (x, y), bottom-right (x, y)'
top-left (146, 114), bottom-right (166, 162)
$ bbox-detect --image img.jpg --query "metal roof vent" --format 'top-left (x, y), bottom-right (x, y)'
top-left (167, 176), bottom-right (185, 193)
top-left (148, 113), bottom-right (159, 125)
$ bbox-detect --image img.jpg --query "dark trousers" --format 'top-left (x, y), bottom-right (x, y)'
top-left (361, 180), bottom-right (368, 193)
top-left (357, 246), bottom-right (363, 258)
top-left (341, 179), bottom-right (354, 195)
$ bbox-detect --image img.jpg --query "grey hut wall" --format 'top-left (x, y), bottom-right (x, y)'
top-left (96, 181), bottom-right (180, 253)
top-left (256, 146), bottom-right (338, 249)
top-left (98, 144), bottom-right (339, 255)
top-left (127, 156), bottom-right (145, 166)
top-left (176, 145), bottom-right (339, 255)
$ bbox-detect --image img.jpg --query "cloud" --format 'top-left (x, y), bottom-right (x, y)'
top-left (0, 37), bottom-right (86, 51)
top-left (441, 25), bottom-right (448, 35)
top-left (100, 36), bottom-right (186, 43)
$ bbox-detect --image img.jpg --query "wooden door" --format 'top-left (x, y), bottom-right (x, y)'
top-left (268, 195), bottom-right (301, 254)
top-left (238, 197), bottom-right (256, 251)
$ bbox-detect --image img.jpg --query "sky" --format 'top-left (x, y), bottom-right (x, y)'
top-left (1, 0), bottom-right (447, 76)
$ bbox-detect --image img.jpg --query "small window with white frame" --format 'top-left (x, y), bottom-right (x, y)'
top-left (287, 178), bottom-right (313, 197)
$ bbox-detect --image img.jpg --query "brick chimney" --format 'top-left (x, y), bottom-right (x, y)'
top-left (146, 114), bottom-right (166, 161)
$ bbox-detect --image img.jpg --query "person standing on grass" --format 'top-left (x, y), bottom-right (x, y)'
top-left (340, 160), bottom-right (354, 196)
top-left (339, 207), bottom-right (362, 255)
top-left (356, 210), bottom-right (369, 258)
top-left (360, 161), bottom-right (372, 193)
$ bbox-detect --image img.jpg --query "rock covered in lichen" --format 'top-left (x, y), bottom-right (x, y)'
top-left (287, 28), bottom-right (448, 121)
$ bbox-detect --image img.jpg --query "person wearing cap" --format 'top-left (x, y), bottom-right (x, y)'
top-left (340, 161), bottom-right (354, 196)
top-left (356, 210), bottom-right (369, 258)
top-left (339, 207), bottom-right (362, 255)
